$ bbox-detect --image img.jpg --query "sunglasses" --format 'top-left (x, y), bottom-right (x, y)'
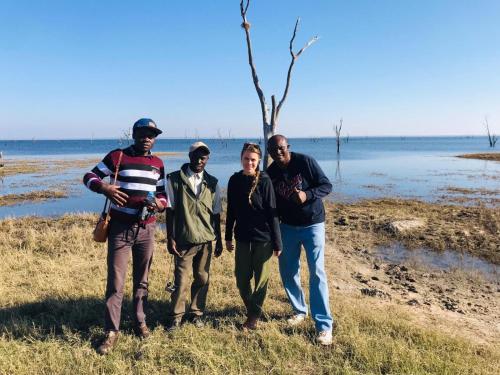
top-left (243, 142), bottom-right (261, 149)
top-left (268, 145), bottom-right (288, 152)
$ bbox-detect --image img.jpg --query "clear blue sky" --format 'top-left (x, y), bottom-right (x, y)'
top-left (1, 0), bottom-right (499, 139)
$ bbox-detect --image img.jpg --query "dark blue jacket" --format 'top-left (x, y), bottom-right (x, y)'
top-left (267, 152), bottom-right (332, 226)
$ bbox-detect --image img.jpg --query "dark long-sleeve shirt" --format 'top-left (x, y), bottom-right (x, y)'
top-left (267, 152), bottom-right (332, 226)
top-left (225, 171), bottom-right (282, 251)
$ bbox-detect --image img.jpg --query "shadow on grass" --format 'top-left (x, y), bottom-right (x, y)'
top-left (0, 297), bottom-right (251, 341)
top-left (0, 296), bottom-right (174, 341)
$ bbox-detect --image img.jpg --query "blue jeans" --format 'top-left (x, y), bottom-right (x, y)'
top-left (279, 222), bottom-right (333, 332)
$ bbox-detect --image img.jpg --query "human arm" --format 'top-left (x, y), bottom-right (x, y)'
top-left (292, 156), bottom-right (332, 204)
top-left (224, 176), bottom-right (236, 252)
top-left (213, 183), bottom-right (223, 257)
top-left (166, 207), bottom-right (181, 257)
top-left (262, 176), bottom-right (283, 256)
top-left (165, 177), bottom-right (180, 256)
top-left (151, 163), bottom-right (168, 212)
top-left (82, 150), bottom-right (129, 206)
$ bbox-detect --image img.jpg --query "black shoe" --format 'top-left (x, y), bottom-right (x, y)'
top-left (166, 318), bottom-right (182, 332)
top-left (191, 316), bottom-right (204, 328)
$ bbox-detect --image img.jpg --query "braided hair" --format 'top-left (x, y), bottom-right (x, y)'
top-left (241, 143), bottom-right (262, 207)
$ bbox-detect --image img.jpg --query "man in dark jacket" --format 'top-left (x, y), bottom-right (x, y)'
top-left (165, 141), bottom-right (223, 330)
top-left (267, 134), bottom-right (333, 346)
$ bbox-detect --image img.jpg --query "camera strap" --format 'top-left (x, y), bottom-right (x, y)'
top-left (100, 150), bottom-right (123, 219)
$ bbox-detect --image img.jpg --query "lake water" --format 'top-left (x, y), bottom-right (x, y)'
top-left (0, 136), bottom-right (499, 218)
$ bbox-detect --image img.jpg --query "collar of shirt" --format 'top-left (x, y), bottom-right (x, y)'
top-left (186, 167), bottom-right (203, 180)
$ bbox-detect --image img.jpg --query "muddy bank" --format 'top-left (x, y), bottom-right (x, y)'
top-left (325, 199), bottom-right (499, 264)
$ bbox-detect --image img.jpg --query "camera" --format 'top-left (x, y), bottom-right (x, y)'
top-left (139, 193), bottom-right (156, 221)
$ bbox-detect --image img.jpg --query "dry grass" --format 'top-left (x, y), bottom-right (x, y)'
top-left (456, 153), bottom-right (500, 161)
top-left (0, 159), bottom-right (98, 177)
top-left (0, 190), bottom-right (68, 206)
top-left (0, 212), bottom-right (499, 374)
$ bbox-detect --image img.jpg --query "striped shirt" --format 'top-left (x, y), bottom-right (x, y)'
top-left (83, 146), bottom-right (167, 224)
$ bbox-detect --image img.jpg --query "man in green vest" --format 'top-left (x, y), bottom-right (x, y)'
top-left (165, 141), bottom-right (223, 330)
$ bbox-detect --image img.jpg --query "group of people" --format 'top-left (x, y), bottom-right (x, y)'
top-left (83, 118), bottom-right (334, 355)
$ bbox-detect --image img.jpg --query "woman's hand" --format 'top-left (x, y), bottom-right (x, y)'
top-left (273, 250), bottom-right (282, 257)
top-left (225, 240), bottom-right (234, 252)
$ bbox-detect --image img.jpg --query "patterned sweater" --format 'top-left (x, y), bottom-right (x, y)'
top-left (83, 146), bottom-right (167, 224)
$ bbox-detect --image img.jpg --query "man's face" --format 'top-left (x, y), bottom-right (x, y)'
top-left (133, 128), bottom-right (157, 153)
top-left (189, 148), bottom-right (210, 173)
top-left (268, 137), bottom-right (291, 167)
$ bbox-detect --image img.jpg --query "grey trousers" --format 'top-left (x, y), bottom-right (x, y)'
top-left (168, 242), bottom-right (212, 320)
top-left (104, 220), bottom-right (155, 332)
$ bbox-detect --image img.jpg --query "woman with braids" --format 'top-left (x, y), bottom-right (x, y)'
top-left (225, 142), bottom-right (282, 330)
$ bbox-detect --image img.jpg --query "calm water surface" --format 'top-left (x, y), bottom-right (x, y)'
top-left (0, 136), bottom-right (498, 218)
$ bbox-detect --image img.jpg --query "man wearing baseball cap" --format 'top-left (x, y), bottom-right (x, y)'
top-left (165, 141), bottom-right (223, 330)
top-left (83, 118), bottom-right (167, 354)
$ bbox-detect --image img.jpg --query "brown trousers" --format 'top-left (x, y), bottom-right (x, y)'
top-left (104, 220), bottom-right (155, 332)
top-left (168, 242), bottom-right (212, 320)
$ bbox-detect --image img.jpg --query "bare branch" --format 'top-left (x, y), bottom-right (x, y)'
top-left (276, 18), bottom-right (318, 121)
top-left (240, 0), bottom-right (269, 125)
top-left (296, 35), bottom-right (319, 58)
top-left (271, 95), bottom-right (277, 130)
top-left (289, 18), bottom-right (300, 58)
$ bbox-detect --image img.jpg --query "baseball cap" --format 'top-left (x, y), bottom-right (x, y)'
top-left (132, 118), bottom-right (162, 136)
top-left (189, 141), bottom-right (210, 154)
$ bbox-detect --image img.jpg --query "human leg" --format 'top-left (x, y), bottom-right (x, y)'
top-left (168, 244), bottom-right (197, 322)
top-left (278, 224), bottom-right (308, 316)
top-left (234, 241), bottom-right (253, 314)
top-left (248, 241), bottom-right (273, 318)
top-left (131, 223), bottom-right (155, 330)
top-left (301, 222), bottom-right (333, 332)
top-left (189, 242), bottom-right (212, 317)
top-left (104, 220), bottom-right (132, 332)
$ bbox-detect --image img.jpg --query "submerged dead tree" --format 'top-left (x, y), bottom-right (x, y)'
top-left (240, 0), bottom-right (318, 167)
top-left (485, 117), bottom-right (497, 148)
top-left (334, 118), bottom-right (343, 154)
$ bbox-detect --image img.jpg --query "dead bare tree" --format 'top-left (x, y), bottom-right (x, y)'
top-left (240, 0), bottom-right (318, 167)
top-left (485, 117), bottom-right (497, 148)
top-left (334, 118), bottom-right (343, 154)
top-left (118, 128), bottom-right (132, 146)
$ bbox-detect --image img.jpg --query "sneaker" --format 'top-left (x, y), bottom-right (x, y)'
top-left (287, 313), bottom-right (307, 326)
top-left (316, 330), bottom-right (333, 346)
top-left (242, 316), bottom-right (259, 331)
top-left (97, 331), bottom-right (119, 355)
top-left (166, 318), bottom-right (182, 332)
top-left (134, 323), bottom-right (151, 340)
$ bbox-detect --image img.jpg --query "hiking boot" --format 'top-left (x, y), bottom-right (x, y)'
top-left (134, 323), bottom-right (151, 340)
top-left (191, 316), bottom-right (204, 328)
top-left (97, 331), bottom-right (119, 355)
top-left (286, 313), bottom-right (307, 326)
top-left (242, 316), bottom-right (259, 331)
top-left (316, 330), bottom-right (333, 346)
top-left (166, 318), bottom-right (182, 332)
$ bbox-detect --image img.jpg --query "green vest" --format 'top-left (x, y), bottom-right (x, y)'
top-left (168, 164), bottom-right (218, 246)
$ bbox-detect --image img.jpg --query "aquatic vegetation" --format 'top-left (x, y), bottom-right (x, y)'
top-left (0, 190), bottom-right (68, 206)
